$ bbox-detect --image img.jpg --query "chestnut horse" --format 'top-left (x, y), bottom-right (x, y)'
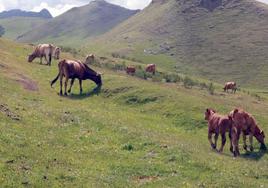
top-left (205, 109), bottom-right (233, 153)
top-left (50, 59), bottom-right (102, 95)
top-left (229, 108), bottom-right (266, 157)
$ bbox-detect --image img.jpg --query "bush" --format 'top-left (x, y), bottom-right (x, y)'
top-left (208, 82), bottom-right (215, 95)
top-left (122, 144), bottom-right (134, 151)
top-left (0, 25), bottom-right (5, 37)
top-left (183, 76), bottom-right (195, 88)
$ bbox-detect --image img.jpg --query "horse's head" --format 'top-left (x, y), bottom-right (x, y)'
top-left (205, 108), bottom-right (216, 120)
top-left (28, 54), bottom-right (35, 62)
top-left (54, 47), bottom-right (61, 60)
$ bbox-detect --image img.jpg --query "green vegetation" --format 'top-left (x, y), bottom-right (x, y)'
top-left (0, 25), bottom-right (4, 37)
top-left (0, 17), bottom-right (48, 40)
top-left (1, 37), bottom-right (268, 187)
top-left (87, 0), bottom-right (268, 89)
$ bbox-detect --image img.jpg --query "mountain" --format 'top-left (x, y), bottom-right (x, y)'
top-left (0, 17), bottom-right (48, 40)
top-left (89, 0), bottom-right (268, 89)
top-left (17, 0), bottom-right (139, 46)
top-left (0, 9), bottom-right (52, 19)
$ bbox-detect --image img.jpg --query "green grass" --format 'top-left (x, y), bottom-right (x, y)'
top-left (0, 17), bottom-right (48, 40)
top-left (1, 38), bottom-right (268, 187)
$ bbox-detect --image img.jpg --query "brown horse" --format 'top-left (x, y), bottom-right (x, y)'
top-left (50, 59), bottom-right (102, 95)
top-left (145, 64), bottom-right (156, 75)
top-left (126, 66), bottom-right (136, 75)
top-left (28, 44), bottom-right (60, 66)
top-left (229, 109), bottom-right (266, 157)
top-left (205, 109), bottom-right (233, 153)
top-left (223, 82), bottom-right (237, 93)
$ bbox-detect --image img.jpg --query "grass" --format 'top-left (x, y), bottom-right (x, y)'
top-left (0, 38), bottom-right (268, 187)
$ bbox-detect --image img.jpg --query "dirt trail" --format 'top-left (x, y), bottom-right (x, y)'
top-left (15, 73), bottom-right (39, 91)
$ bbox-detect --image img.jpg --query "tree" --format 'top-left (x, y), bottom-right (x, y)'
top-left (0, 25), bottom-right (5, 37)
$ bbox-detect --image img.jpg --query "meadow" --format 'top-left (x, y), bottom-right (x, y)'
top-left (0, 38), bottom-right (268, 187)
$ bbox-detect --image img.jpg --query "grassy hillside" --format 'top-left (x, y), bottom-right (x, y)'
top-left (0, 17), bottom-right (48, 40)
top-left (17, 0), bottom-right (138, 47)
top-left (87, 0), bottom-right (268, 89)
top-left (1, 38), bottom-right (268, 187)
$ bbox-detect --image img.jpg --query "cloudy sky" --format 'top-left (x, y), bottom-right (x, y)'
top-left (0, 0), bottom-right (267, 17)
top-left (0, 0), bottom-right (152, 17)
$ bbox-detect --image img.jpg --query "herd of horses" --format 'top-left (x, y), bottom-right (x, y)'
top-left (205, 108), bottom-right (266, 157)
top-left (27, 43), bottom-right (266, 157)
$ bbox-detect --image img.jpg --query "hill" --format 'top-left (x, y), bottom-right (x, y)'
top-left (0, 9), bottom-right (52, 19)
top-left (88, 0), bottom-right (268, 89)
top-left (1, 38), bottom-right (268, 187)
top-left (17, 0), bottom-right (139, 47)
top-left (0, 17), bottom-right (48, 40)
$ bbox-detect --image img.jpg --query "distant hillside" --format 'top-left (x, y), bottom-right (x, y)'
top-left (17, 0), bottom-right (139, 46)
top-left (89, 0), bottom-right (268, 89)
top-left (0, 17), bottom-right (48, 40)
top-left (0, 9), bottom-right (52, 19)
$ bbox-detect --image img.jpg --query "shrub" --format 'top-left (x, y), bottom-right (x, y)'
top-left (208, 82), bottom-right (215, 95)
top-left (0, 25), bottom-right (5, 37)
top-left (122, 144), bottom-right (134, 151)
top-left (183, 76), bottom-right (195, 88)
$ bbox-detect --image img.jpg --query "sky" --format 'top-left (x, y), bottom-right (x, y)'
top-left (0, 0), bottom-right (152, 17)
top-left (0, 0), bottom-right (267, 17)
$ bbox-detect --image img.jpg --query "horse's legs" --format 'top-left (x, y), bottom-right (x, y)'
top-left (229, 131), bottom-right (233, 153)
top-left (208, 131), bottom-right (216, 149)
top-left (249, 133), bottom-right (254, 152)
top-left (79, 79), bottom-right (83, 94)
top-left (40, 56), bottom-right (43, 64)
top-left (68, 78), bottom-right (75, 93)
top-left (233, 130), bottom-right (241, 157)
top-left (59, 74), bottom-right (63, 96)
top-left (64, 77), bottom-right (69, 96)
top-left (49, 53), bottom-right (52, 66)
top-left (243, 132), bottom-right (248, 151)
top-left (214, 133), bottom-right (219, 150)
top-left (219, 133), bottom-right (226, 153)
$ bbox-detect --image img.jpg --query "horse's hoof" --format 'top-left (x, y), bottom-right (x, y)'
top-left (260, 143), bottom-right (267, 151)
top-left (211, 144), bottom-right (216, 150)
top-left (250, 146), bottom-right (254, 152)
top-left (243, 145), bottom-right (248, 151)
top-left (64, 93), bottom-right (68, 96)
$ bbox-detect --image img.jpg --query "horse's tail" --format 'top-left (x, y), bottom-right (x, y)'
top-left (51, 73), bottom-right (59, 88)
top-left (51, 60), bottom-right (64, 88)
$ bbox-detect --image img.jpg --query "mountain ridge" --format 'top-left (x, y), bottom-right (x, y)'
top-left (0, 9), bottom-right (52, 19)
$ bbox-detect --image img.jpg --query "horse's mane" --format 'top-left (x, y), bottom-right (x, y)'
top-left (83, 63), bottom-right (97, 75)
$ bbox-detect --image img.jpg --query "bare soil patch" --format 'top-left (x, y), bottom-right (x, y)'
top-left (15, 73), bottom-right (38, 91)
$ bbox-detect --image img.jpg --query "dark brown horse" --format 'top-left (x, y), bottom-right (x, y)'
top-left (145, 64), bottom-right (156, 75)
top-left (229, 108), bottom-right (266, 157)
top-left (205, 109), bottom-right (233, 153)
top-left (50, 59), bottom-right (102, 95)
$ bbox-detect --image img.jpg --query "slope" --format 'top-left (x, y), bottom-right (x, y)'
top-left (17, 0), bottom-right (139, 47)
top-left (1, 38), bottom-right (268, 187)
top-left (0, 17), bottom-right (48, 40)
top-left (88, 0), bottom-right (268, 89)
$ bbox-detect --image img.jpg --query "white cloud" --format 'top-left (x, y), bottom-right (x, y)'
top-left (0, 3), bottom-right (5, 12)
top-left (108, 0), bottom-right (151, 9)
top-left (256, 0), bottom-right (268, 4)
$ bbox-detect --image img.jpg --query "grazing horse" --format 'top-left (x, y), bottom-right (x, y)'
top-left (50, 59), bottom-right (102, 96)
top-left (28, 44), bottom-right (61, 66)
top-left (126, 66), bottom-right (136, 75)
top-left (229, 109), bottom-right (266, 157)
top-left (205, 109), bottom-right (233, 153)
top-left (223, 82), bottom-right (237, 93)
top-left (145, 64), bottom-right (156, 75)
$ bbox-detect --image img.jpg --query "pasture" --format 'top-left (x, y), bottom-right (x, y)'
top-left (0, 38), bottom-right (268, 187)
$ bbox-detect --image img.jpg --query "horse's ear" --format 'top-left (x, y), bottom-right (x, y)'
top-left (234, 109), bottom-right (239, 114)
top-left (206, 108), bottom-right (209, 113)
top-left (228, 115), bottom-right (233, 121)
